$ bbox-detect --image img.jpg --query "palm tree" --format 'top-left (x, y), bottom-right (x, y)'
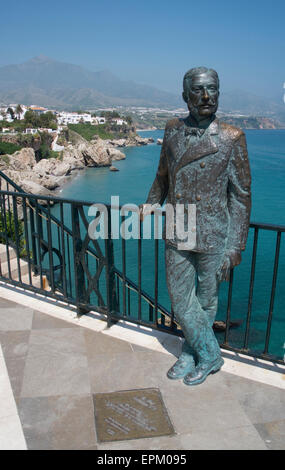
top-left (7, 107), bottom-right (15, 120)
top-left (15, 104), bottom-right (23, 120)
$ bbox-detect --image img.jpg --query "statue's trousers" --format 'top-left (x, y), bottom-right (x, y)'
top-left (165, 244), bottom-right (223, 363)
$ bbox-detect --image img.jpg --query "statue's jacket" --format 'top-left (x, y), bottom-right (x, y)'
top-left (146, 117), bottom-right (251, 253)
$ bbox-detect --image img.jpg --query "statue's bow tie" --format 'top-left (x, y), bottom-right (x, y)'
top-left (184, 127), bottom-right (205, 137)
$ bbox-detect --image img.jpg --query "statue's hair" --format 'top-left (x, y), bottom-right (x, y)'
top-left (183, 67), bottom-right (219, 95)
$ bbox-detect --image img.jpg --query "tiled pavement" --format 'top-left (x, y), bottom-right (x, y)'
top-left (0, 296), bottom-right (285, 450)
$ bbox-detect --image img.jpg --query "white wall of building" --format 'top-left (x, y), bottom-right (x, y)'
top-left (57, 112), bottom-right (93, 125)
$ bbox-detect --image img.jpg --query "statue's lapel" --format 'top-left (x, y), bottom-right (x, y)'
top-left (167, 122), bottom-right (185, 163)
top-left (175, 118), bottom-right (219, 173)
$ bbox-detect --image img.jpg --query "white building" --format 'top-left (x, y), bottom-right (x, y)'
top-left (112, 118), bottom-right (127, 126)
top-left (24, 128), bottom-right (38, 135)
top-left (57, 112), bottom-right (92, 125)
top-left (38, 128), bottom-right (56, 134)
top-left (91, 116), bottom-right (106, 125)
top-left (0, 104), bottom-right (28, 121)
top-left (29, 106), bottom-right (48, 115)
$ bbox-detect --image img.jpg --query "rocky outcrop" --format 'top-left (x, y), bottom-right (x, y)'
top-left (0, 136), bottom-right (127, 196)
top-left (107, 147), bottom-right (125, 161)
top-left (77, 141), bottom-right (111, 167)
top-left (13, 147), bottom-right (37, 169)
top-left (61, 139), bottom-right (126, 169)
top-left (105, 135), bottom-right (154, 147)
top-left (130, 135), bottom-right (154, 146)
top-left (33, 159), bottom-right (71, 177)
top-left (61, 146), bottom-right (85, 169)
top-left (20, 180), bottom-right (54, 197)
top-left (0, 147), bottom-right (37, 171)
top-left (0, 131), bottom-right (156, 201)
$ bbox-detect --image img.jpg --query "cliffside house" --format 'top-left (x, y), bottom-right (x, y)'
top-left (57, 112), bottom-right (93, 125)
top-left (29, 106), bottom-right (48, 115)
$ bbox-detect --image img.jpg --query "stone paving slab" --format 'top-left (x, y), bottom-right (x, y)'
top-left (0, 346), bottom-right (27, 450)
top-left (0, 305), bottom-right (34, 331)
top-left (16, 395), bottom-right (97, 450)
top-left (0, 295), bottom-right (284, 450)
top-left (223, 373), bottom-right (285, 424)
top-left (254, 419), bottom-right (285, 450)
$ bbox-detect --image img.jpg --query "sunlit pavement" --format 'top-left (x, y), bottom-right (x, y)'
top-left (0, 284), bottom-right (284, 450)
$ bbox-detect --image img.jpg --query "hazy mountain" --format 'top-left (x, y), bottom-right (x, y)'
top-left (219, 89), bottom-right (285, 121)
top-left (0, 56), bottom-right (182, 109)
top-left (0, 56), bottom-right (284, 121)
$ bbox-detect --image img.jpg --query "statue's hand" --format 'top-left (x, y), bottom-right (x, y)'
top-left (217, 250), bottom-right (242, 282)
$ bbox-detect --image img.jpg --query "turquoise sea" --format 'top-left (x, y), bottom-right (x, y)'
top-left (58, 129), bottom-right (285, 359)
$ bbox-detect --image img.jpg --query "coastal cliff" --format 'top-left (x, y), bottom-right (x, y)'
top-left (0, 131), bottom-right (154, 198)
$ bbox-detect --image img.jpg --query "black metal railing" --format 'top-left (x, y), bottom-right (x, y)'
top-left (0, 170), bottom-right (284, 364)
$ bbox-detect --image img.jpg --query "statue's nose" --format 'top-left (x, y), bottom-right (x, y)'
top-left (202, 88), bottom-right (209, 100)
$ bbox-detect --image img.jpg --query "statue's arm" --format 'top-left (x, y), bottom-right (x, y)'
top-left (226, 132), bottom-right (252, 252)
top-left (145, 135), bottom-right (169, 206)
top-left (217, 132), bottom-right (251, 281)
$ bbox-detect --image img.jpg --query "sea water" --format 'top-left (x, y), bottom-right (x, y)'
top-left (58, 129), bottom-right (285, 359)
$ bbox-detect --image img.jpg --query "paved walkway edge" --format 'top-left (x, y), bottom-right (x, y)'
top-left (0, 344), bottom-right (27, 450)
top-left (0, 281), bottom-right (284, 391)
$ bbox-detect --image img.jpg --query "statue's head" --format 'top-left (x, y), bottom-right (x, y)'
top-left (182, 67), bottom-right (219, 122)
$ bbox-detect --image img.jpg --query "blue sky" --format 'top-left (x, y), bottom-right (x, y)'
top-left (1, 0), bottom-right (284, 100)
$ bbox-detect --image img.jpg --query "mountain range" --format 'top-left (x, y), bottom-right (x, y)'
top-left (0, 56), bottom-right (181, 109)
top-left (0, 56), bottom-right (284, 122)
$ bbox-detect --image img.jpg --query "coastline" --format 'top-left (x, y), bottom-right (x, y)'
top-left (136, 128), bottom-right (157, 132)
top-left (0, 133), bottom-right (155, 201)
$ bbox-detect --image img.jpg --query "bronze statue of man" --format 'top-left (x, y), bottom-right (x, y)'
top-left (143, 66), bottom-right (251, 385)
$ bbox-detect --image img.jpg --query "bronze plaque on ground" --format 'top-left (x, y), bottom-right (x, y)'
top-left (93, 388), bottom-right (174, 442)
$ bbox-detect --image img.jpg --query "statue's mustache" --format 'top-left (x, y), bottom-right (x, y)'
top-left (199, 99), bottom-right (217, 105)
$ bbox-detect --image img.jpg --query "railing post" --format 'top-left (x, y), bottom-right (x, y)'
top-left (29, 201), bottom-right (38, 275)
top-left (224, 269), bottom-right (234, 345)
top-left (263, 231), bottom-right (282, 355)
top-left (71, 203), bottom-right (89, 315)
top-left (105, 206), bottom-right (118, 327)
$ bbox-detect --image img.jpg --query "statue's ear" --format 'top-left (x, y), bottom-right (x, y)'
top-left (182, 91), bottom-right (188, 103)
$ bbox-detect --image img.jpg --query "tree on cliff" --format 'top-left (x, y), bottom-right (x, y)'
top-left (7, 107), bottom-right (15, 120)
top-left (125, 115), bottom-right (132, 125)
top-left (24, 110), bottom-right (57, 130)
top-left (15, 104), bottom-right (23, 120)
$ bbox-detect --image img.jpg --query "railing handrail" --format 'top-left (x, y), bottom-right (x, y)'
top-left (1, 188), bottom-right (285, 234)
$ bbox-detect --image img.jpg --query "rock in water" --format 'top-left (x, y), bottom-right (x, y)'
top-left (107, 147), bottom-right (126, 161)
top-left (77, 141), bottom-right (111, 167)
top-left (109, 166), bottom-right (119, 172)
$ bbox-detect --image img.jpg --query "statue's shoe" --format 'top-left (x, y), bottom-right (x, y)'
top-left (183, 357), bottom-right (224, 386)
top-left (167, 354), bottom-right (196, 380)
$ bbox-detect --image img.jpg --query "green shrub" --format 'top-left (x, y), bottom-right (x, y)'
top-left (68, 123), bottom-right (114, 141)
top-left (0, 210), bottom-right (27, 256)
top-left (0, 141), bottom-right (21, 155)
